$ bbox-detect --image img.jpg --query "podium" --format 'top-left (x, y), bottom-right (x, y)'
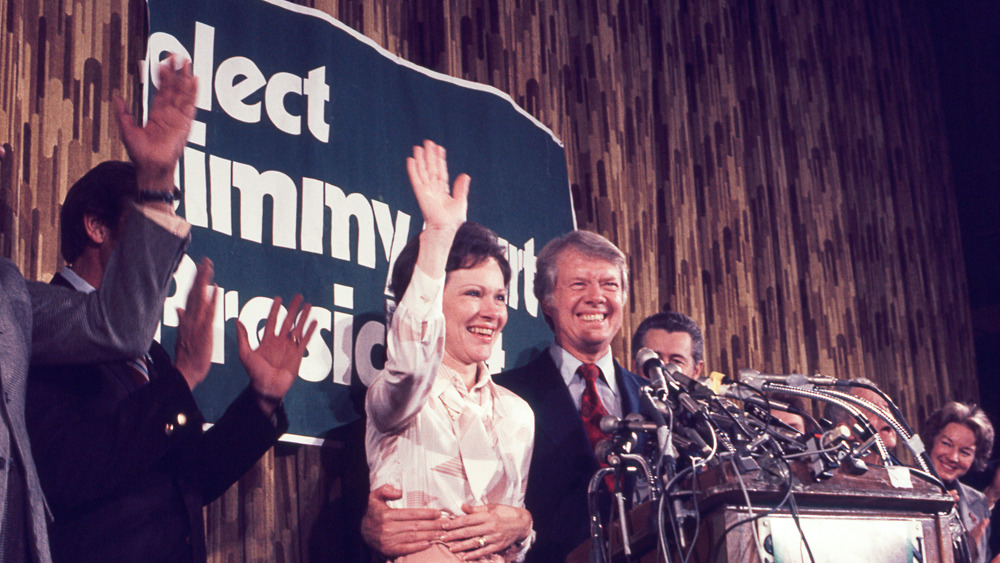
top-left (569, 464), bottom-right (956, 562)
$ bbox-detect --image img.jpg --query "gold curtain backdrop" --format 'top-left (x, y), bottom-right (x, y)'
top-left (0, 0), bottom-right (975, 560)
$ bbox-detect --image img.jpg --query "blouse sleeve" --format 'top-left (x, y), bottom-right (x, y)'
top-left (365, 266), bottom-right (446, 434)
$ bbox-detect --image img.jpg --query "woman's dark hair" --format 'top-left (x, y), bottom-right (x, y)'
top-left (923, 401), bottom-right (994, 472)
top-left (390, 222), bottom-right (512, 300)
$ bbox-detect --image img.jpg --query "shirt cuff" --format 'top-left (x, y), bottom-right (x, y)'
top-left (504, 528), bottom-right (536, 562)
top-left (398, 265), bottom-right (445, 321)
top-left (134, 202), bottom-right (191, 238)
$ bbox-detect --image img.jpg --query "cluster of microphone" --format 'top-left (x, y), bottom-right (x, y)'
top-left (587, 347), bottom-right (942, 561)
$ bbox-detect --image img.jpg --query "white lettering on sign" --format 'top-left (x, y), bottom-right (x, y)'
top-left (148, 22), bottom-right (331, 142)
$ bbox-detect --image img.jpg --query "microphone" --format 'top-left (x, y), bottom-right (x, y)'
top-left (635, 347), bottom-right (713, 397)
top-left (719, 385), bottom-right (792, 412)
top-left (737, 368), bottom-right (837, 390)
top-left (635, 347), bottom-right (672, 390)
top-left (600, 413), bottom-right (658, 433)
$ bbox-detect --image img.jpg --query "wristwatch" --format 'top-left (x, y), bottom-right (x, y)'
top-left (136, 186), bottom-right (182, 203)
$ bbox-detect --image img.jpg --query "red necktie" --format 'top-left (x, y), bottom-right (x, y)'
top-left (579, 364), bottom-right (611, 449)
top-left (579, 364), bottom-right (617, 491)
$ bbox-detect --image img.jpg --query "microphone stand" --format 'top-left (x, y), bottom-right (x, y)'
top-left (614, 477), bottom-right (632, 561)
top-left (587, 467), bottom-right (615, 563)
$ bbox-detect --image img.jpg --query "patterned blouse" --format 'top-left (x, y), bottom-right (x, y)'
top-left (365, 266), bottom-right (535, 522)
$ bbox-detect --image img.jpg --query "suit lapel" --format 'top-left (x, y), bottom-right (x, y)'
top-left (614, 362), bottom-right (643, 416)
top-left (527, 355), bottom-right (598, 473)
top-left (49, 272), bottom-right (74, 291)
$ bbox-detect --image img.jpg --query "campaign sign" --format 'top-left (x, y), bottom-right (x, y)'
top-left (144, 0), bottom-right (574, 442)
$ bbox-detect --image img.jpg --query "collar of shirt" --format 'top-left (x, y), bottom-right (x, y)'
top-left (432, 362), bottom-right (508, 419)
top-left (549, 344), bottom-right (619, 400)
top-left (59, 266), bottom-right (96, 294)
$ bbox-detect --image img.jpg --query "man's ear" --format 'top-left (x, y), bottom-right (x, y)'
top-left (82, 214), bottom-right (109, 245)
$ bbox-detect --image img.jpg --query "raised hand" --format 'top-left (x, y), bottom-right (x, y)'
top-left (174, 258), bottom-right (219, 390)
top-left (236, 295), bottom-right (317, 414)
top-left (406, 140), bottom-right (470, 280)
top-left (115, 53), bottom-right (197, 194)
top-left (406, 140), bottom-right (469, 234)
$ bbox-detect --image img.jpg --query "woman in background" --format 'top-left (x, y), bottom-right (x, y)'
top-left (924, 401), bottom-right (994, 563)
top-left (365, 141), bottom-right (535, 562)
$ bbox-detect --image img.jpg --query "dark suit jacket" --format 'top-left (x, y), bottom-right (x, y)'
top-left (0, 207), bottom-right (187, 563)
top-left (25, 273), bottom-right (288, 563)
top-left (495, 350), bottom-right (644, 563)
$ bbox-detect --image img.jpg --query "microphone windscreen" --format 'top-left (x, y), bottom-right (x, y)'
top-left (635, 347), bottom-right (660, 370)
top-left (599, 415), bottom-right (621, 434)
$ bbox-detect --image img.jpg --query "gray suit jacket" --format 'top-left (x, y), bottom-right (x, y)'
top-left (0, 206), bottom-right (188, 563)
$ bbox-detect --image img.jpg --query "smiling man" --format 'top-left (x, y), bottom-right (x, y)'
top-left (493, 230), bottom-right (645, 562)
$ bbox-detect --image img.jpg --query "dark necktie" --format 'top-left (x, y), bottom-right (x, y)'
top-left (579, 364), bottom-right (611, 449)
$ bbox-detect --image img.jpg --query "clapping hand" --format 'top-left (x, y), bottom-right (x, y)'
top-left (236, 295), bottom-right (317, 415)
top-left (174, 258), bottom-right (219, 390)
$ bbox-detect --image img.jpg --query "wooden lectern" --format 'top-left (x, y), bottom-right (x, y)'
top-left (569, 464), bottom-right (956, 562)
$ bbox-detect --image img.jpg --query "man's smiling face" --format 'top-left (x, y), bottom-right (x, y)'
top-left (543, 248), bottom-right (624, 363)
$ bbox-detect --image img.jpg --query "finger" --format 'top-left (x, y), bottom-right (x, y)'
top-left (449, 534), bottom-right (501, 558)
top-left (424, 140), bottom-right (442, 184)
top-left (236, 320), bottom-right (251, 361)
top-left (263, 296), bottom-right (283, 339)
top-left (370, 483), bottom-right (404, 502)
top-left (299, 318), bottom-right (318, 350)
top-left (291, 300), bottom-right (312, 338)
top-left (412, 145), bottom-right (429, 187)
top-left (158, 54), bottom-right (177, 94)
top-left (405, 156), bottom-right (422, 194)
top-left (441, 522), bottom-right (491, 544)
top-left (173, 60), bottom-right (198, 118)
top-left (436, 143), bottom-right (449, 186)
top-left (460, 542), bottom-right (503, 561)
top-left (113, 95), bottom-right (132, 134)
top-left (451, 173), bottom-right (471, 204)
top-left (186, 258), bottom-right (214, 314)
top-left (161, 58), bottom-right (188, 115)
top-left (203, 284), bottom-right (220, 326)
top-left (280, 294), bottom-right (304, 337)
top-left (385, 509), bottom-right (446, 523)
top-left (444, 511), bottom-right (490, 531)
top-left (182, 75), bottom-right (199, 120)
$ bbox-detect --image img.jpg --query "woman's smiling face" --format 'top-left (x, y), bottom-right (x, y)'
top-left (441, 257), bottom-right (508, 371)
top-left (930, 421), bottom-right (977, 482)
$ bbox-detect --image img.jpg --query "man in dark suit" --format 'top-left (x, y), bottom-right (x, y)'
top-left (361, 229), bottom-right (644, 562)
top-left (0, 56), bottom-right (196, 562)
top-left (25, 158), bottom-right (317, 563)
top-left (494, 230), bottom-right (643, 562)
